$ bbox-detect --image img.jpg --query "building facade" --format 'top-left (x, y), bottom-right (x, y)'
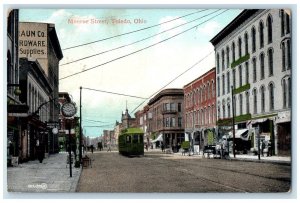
top-left (183, 68), bottom-right (217, 152)
top-left (147, 88), bottom-right (184, 151)
top-left (210, 9), bottom-right (291, 156)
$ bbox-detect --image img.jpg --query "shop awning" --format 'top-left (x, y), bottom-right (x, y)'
top-left (228, 129), bottom-right (249, 141)
top-left (151, 134), bottom-right (163, 142)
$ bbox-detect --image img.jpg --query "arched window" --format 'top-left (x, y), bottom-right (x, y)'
top-left (239, 94), bottom-right (243, 115)
top-left (260, 52), bottom-right (265, 80)
top-left (259, 21), bottom-right (264, 48)
top-left (244, 32), bottom-right (249, 55)
top-left (246, 91), bottom-right (250, 114)
top-left (232, 41), bottom-right (236, 62)
top-left (227, 71), bottom-right (230, 93)
top-left (217, 106), bottom-right (220, 120)
top-left (217, 53), bottom-right (220, 73)
top-left (226, 46), bottom-right (230, 69)
top-left (245, 62), bottom-right (249, 84)
top-left (239, 65), bottom-right (242, 86)
top-left (222, 50), bottom-right (225, 71)
top-left (253, 88), bottom-right (257, 114)
top-left (261, 86), bottom-right (265, 112)
top-left (283, 79), bottom-right (287, 108)
top-left (280, 9), bottom-right (285, 36)
top-left (217, 77), bottom-right (220, 97)
top-left (227, 102), bottom-right (231, 118)
top-left (238, 37), bottom-right (242, 58)
top-left (282, 42), bottom-right (286, 71)
top-left (267, 15), bottom-right (273, 43)
top-left (207, 83), bottom-right (210, 99)
top-left (211, 80), bottom-right (215, 98)
top-left (286, 12), bottom-right (290, 34)
top-left (268, 48), bottom-right (274, 76)
top-left (287, 40), bottom-right (291, 69)
top-left (251, 27), bottom-right (256, 53)
top-left (222, 104), bottom-right (226, 119)
top-left (269, 83), bottom-right (275, 111)
top-left (253, 57), bottom-right (257, 82)
top-left (232, 69), bottom-right (236, 89)
top-left (222, 74), bottom-right (225, 95)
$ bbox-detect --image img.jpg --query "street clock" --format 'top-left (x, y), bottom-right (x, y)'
top-left (61, 102), bottom-right (77, 117)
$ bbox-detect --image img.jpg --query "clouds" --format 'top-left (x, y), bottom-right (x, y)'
top-left (197, 20), bottom-right (222, 36)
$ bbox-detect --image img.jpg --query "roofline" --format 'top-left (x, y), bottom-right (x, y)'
top-left (183, 67), bottom-right (216, 88)
top-left (148, 88), bottom-right (183, 105)
top-left (210, 9), bottom-right (261, 46)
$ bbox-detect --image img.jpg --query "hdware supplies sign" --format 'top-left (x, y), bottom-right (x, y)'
top-left (19, 22), bottom-right (47, 59)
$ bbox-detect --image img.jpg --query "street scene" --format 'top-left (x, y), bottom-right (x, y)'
top-left (5, 7), bottom-right (293, 195)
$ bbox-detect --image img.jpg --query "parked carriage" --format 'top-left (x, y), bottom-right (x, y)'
top-left (118, 128), bottom-right (144, 156)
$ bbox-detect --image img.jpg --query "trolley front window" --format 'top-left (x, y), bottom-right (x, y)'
top-left (126, 135), bottom-right (131, 143)
top-left (140, 134), bottom-right (143, 143)
top-left (133, 134), bottom-right (139, 143)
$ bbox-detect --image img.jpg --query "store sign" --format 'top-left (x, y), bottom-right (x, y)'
top-left (19, 22), bottom-right (48, 59)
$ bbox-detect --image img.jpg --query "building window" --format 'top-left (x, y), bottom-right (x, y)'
top-left (253, 89), bottom-right (257, 114)
top-left (207, 83), bottom-right (210, 99)
top-left (253, 57), bottom-right (257, 82)
top-left (268, 48), bottom-right (274, 76)
top-left (217, 53), bottom-right (220, 73)
top-left (238, 37), bottom-right (242, 58)
top-left (222, 104), bottom-right (225, 119)
top-left (259, 21), bottom-right (264, 48)
top-left (245, 62), bottom-right (249, 84)
top-left (226, 46), bottom-right (230, 69)
top-left (232, 41), bottom-right (236, 62)
top-left (251, 27), bottom-right (256, 53)
top-left (227, 103), bottom-right (231, 118)
top-left (288, 78), bottom-right (291, 108)
top-left (261, 86), bottom-right (265, 112)
top-left (260, 53), bottom-right (265, 80)
top-left (286, 12), bottom-right (290, 34)
top-left (217, 77), bottom-right (220, 97)
top-left (287, 40), bottom-right (291, 69)
top-left (283, 79), bottom-right (287, 108)
top-left (232, 69), bottom-right (236, 89)
top-left (217, 107), bottom-right (220, 120)
top-left (178, 103), bottom-right (181, 112)
top-left (280, 10), bottom-right (285, 36)
top-left (239, 65), bottom-right (242, 87)
top-left (212, 80), bottom-right (215, 98)
top-left (239, 94), bottom-right (243, 115)
top-left (227, 71), bottom-right (230, 93)
top-left (246, 92), bottom-right (250, 114)
top-left (222, 74), bottom-right (225, 95)
top-left (233, 96), bottom-right (236, 117)
top-left (202, 109), bottom-right (205, 123)
top-left (244, 32), bottom-right (249, 55)
top-left (269, 83), bottom-right (274, 111)
top-left (282, 42), bottom-right (286, 71)
top-left (267, 15), bottom-right (273, 44)
top-left (222, 50), bottom-right (225, 71)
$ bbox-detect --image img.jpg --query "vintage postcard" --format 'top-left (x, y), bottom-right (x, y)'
top-left (5, 6), bottom-right (292, 197)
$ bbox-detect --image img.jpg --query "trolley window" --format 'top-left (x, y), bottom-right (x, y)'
top-left (139, 134), bottom-right (143, 143)
top-left (126, 135), bottom-right (131, 143)
top-left (133, 134), bottom-right (139, 143)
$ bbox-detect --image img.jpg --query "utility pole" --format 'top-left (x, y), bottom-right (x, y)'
top-left (231, 86), bottom-right (236, 158)
top-left (79, 86), bottom-right (82, 165)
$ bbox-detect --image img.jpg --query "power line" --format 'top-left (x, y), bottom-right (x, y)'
top-left (130, 50), bottom-right (214, 114)
top-left (84, 119), bottom-right (109, 123)
top-left (62, 9), bottom-right (206, 51)
top-left (83, 124), bottom-right (115, 128)
top-left (59, 9), bottom-right (228, 81)
top-left (60, 9), bottom-right (219, 67)
top-left (82, 87), bottom-right (148, 99)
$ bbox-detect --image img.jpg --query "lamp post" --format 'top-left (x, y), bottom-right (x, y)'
top-left (231, 86), bottom-right (236, 158)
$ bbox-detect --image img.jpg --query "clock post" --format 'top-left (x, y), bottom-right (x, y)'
top-left (61, 102), bottom-right (77, 178)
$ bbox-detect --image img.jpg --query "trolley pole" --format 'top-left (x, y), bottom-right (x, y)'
top-left (231, 86), bottom-right (236, 158)
top-left (79, 86), bottom-right (82, 165)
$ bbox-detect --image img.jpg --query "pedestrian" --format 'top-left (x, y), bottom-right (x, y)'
top-left (267, 141), bottom-right (272, 156)
top-left (91, 145), bottom-right (94, 154)
top-left (161, 143), bottom-right (165, 152)
top-left (107, 144), bottom-right (111, 152)
top-left (261, 141), bottom-right (266, 157)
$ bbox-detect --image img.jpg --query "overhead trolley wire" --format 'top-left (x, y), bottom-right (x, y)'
top-left (82, 87), bottom-right (148, 99)
top-left (62, 9), bottom-right (207, 51)
top-left (60, 9), bottom-right (220, 67)
top-left (59, 9), bottom-right (228, 81)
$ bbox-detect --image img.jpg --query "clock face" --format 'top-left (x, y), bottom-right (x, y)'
top-left (61, 102), bottom-right (76, 117)
top-left (52, 127), bottom-right (58, 134)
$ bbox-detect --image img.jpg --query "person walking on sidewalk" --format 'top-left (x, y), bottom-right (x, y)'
top-left (261, 141), bottom-right (265, 157)
top-left (107, 144), bottom-right (111, 152)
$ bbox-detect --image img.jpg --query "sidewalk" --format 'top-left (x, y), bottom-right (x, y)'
top-left (7, 152), bottom-right (82, 192)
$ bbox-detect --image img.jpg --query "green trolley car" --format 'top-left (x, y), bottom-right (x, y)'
top-left (118, 128), bottom-right (144, 156)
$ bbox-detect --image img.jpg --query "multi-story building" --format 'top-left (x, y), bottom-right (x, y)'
top-left (210, 9), bottom-right (291, 156)
top-left (135, 105), bottom-right (150, 146)
top-left (183, 68), bottom-right (216, 152)
top-left (147, 88), bottom-right (184, 151)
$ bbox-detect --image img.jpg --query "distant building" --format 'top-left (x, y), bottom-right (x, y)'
top-left (210, 9), bottom-right (291, 155)
top-left (147, 88), bottom-right (184, 151)
top-left (121, 108), bottom-right (136, 130)
top-left (183, 68), bottom-right (217, 152)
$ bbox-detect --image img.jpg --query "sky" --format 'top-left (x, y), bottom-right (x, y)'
top-left (17, 8), bottom-right (242, 137)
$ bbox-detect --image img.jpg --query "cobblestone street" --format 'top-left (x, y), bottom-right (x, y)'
top-left (76, 150), bottom-right (291, 193)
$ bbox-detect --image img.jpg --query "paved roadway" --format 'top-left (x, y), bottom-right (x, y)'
top-left (76, 150), bottom-right (291, 193)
